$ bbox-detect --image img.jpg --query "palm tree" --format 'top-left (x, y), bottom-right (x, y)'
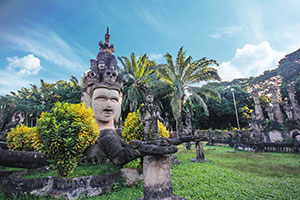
top-left (118, 53), bottom-right (156, 116)
top-left (157, 47), bottom-right (221, 134)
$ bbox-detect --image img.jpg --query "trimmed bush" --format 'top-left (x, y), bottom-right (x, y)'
top-left (37, 102), bottom-right (98, 177)
top-left (122, 109), bottom-right (169, 143)
top-left (7, 124), bottom-right (39, 152)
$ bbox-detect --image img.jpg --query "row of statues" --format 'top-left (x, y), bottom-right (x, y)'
top-left (250, 84), bottom-right (300, 142)
top-left (251, 84), bottom-right (300, 124)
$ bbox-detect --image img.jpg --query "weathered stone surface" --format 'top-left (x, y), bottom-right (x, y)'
top-left (191, 142), bottom-right (210, 163)
top-left (287, 83), bottom-right (300, 120)
top-left (120, 168), bottom-right (142, 186)
top-left (170, 155), bottom-right (180, 167)
top-left (251, 88), bottom-right (264, 121)
top-left (0, 149), bottom-right (49, 169)
top-left (270, 85), bottom-right (284, 124)
top-left (0, 173), bottom-right (120, 199)
top-left (268, 130), bottom-right (284, 142)
top-left (140, 155), bottom-right (186, 200)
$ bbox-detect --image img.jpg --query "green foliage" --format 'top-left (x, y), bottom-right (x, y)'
top-left (6, 124), bottom-right (39, 151)
top-left (118, 53), bottom-right (157, 118)
top-left (122, 109), bottom-right (169, 142)
top-left (192, 86), bottom-right (253, 129)
top-left (1, 77), bottom-right (81, 129)
top-left (37, 102), bottom-right (99, 177)
top-left (157, 46), bottom-right (221, 131)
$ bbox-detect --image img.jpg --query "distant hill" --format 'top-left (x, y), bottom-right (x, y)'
top-left (208, 48), bottom-right (300, 99)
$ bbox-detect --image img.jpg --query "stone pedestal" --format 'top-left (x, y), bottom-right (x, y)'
top-left (191, 142), bottom-right (210, 163)
top-left (139, 155), bottom-right (186, 200)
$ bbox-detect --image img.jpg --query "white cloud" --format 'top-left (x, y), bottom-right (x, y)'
top-left (0, 71), bottom-right (30, 95)
top-left (219, 41), bottom-right (285, 81)
top-left (0, 26), bottom-right (91, 72)
top-left (7, 54), bottom-right (42, 75)
top-left (148, 53), bottom-right (163, 62)
top-left (208, 26), bottom-right (243, 39)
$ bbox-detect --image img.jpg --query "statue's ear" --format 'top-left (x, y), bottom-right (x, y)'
top-left (114, 93), bottom-right (122, 124)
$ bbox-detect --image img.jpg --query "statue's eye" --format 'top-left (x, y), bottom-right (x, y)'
top-left (112, 73), bottom-right (116, 76)
top-left (111, 98), bottom-right (118, 103)
top-left (95, 97), bottom-right (107, 102)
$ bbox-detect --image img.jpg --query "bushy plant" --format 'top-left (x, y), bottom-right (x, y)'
top-left (6, 124), bottom-right (39, 151)
top-left (122, 109), bottom-right (169, 143)
top-left (37, 102), bottom-right (98, 177)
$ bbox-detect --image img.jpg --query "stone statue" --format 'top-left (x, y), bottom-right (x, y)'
top-left (82, 29), bottom-right (186, 167)
top-left (139, 88), bottom-right (164, 141)
top-left (265, 102), bottom-right (275, 121)
top-left (207, 128), bottom-right (215, 146)
top-left (163, 114), bottom-right (171, 131)
top-left (270, 85), bottom-right (284, 124)
top-left (283, 99), bottom-right (293, 120)
top-left (249, 110), bottom-right (264, 142)
top-left (0, 111), bottom-right (25, 140)
top-left (82, 28), bottom-right (139, 166)
top-left (287, 83), bottom-right (300, 120)
top-left (251, 88), bottom-right (264, 121)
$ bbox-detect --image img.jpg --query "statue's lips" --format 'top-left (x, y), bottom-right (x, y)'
top-left (102, 110), bottom-right (113, 116)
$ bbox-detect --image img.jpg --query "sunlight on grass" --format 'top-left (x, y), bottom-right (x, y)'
top-left (1, 145), bottom-right (300, 200)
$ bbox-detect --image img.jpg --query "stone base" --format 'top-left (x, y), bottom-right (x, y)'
top-left (138, 193), bottom-right (187, 200)
top-left (0, 173), bottom-right (120, 199)
top-left (140, 155), bottom-right (186, 200)
top-left (190, 158), bottom-right (211, 163)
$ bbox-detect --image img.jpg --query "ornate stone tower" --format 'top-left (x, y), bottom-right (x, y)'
top-left (251, 88), bottom-right (264, 121)
top-left (270, 85), bottom-right (284, 124)
top-left (287, 83), bottom-right (300, 120)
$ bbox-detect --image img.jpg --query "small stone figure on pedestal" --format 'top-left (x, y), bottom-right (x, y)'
top-left (139, 89), bottom-right (164, 141)
top-left (184, 110), bottom-right (193, 150)
top-left (191, 139), bottom-right (210, 163)
top-left (135, 88), bottom-right (187, 200)
top-left (207, 128), bottom-right (215, 146)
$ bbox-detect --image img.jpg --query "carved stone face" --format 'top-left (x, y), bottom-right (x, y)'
top-left (98, 60), bottom-right (105, 71)
top-left (103, 69), bottom-right (118, 84)
top-left (91, 87), bottom-right (121, 124)
top-left (146, 94), bottom-right (154, 104)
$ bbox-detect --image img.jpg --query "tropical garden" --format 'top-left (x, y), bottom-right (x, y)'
top-left (1, 47), bottom-right (300, 199)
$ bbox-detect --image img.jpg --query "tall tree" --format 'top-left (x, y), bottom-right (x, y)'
top-left (157, 47), bottom-right (221, 133)
top-left (118, 53), bottom-right (156, 118)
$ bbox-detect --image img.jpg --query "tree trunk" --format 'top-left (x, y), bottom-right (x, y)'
top-left (0, 149), bottom-right (49, 169)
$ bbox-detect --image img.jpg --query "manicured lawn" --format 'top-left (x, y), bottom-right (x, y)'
top-left (1, 145), bottom-right (300, 199)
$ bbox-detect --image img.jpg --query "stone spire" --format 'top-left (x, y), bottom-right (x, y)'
top-left (287, 83), bottom-right (300, 120)
top-left (251, 88), bottom-right (264, 121)
top-left (270, 85), bottom-right (284, 124)
top-left (98, 27), bottom-right (115, 53)
top-left (265, 102), bottom-right (275, 121)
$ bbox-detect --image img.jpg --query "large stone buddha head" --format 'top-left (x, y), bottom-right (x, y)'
top-left (81, 28), bottom-right (123, 130)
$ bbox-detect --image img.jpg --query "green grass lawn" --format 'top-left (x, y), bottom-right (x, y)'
top-left (1, 145), bottom-right (300, 200)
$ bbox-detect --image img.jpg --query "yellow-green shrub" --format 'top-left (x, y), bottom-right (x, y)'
top-left (37, 102), bottom-right (98, 177)
top-left (122, 109), bottom-right (169, 142)
top-left (6, 124), bottom-right (39, 152)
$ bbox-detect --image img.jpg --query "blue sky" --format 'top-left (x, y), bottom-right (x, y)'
top-left (1, 0), bottom-right (300, 95)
